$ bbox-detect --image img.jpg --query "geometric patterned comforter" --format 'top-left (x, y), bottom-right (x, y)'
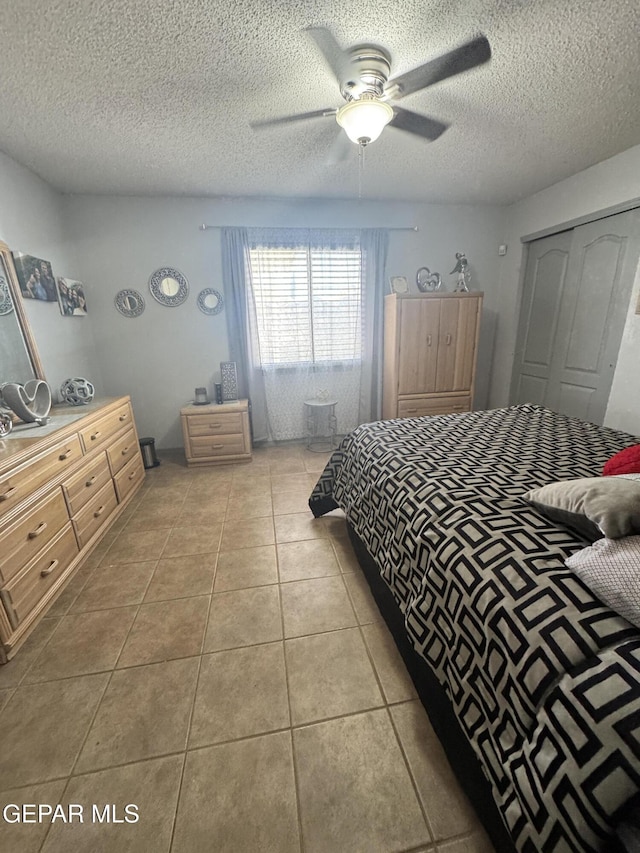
top-left (309, 405), bottom-right (640, 852)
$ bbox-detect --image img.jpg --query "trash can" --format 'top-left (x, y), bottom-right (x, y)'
top-left (139, 436), bottom-right (160, 469)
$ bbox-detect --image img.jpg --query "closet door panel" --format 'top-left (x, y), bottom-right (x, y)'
top-left (510, 232), bottom-right (572, 406)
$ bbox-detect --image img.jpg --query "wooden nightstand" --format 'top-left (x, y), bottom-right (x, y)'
top-left (180, 399), bottom-right (252, 466)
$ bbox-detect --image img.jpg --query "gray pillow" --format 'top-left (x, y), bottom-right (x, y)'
top-left (525, 475), bottom-right (640, 540)
top-left (565, 536), bottom-right (640, 628)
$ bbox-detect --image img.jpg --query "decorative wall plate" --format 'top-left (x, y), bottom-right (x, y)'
top-left (149, 267), bottom-right (189, 307)
top-left (0, 275), bottom-right (14, 315)
top-left (115, 289), bottom-right (145, 318)
top-left (197, 288), bottom-right (224, 315)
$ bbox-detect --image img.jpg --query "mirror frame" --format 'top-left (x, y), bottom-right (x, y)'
top-left (149, 266), bottom-right (189, 307)
top-left (0, 239), bottom-right (46, 382)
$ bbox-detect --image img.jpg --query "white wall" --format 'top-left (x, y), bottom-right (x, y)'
top-left (61, 195), bottom-right (505, 448)
top-left (490, 144), bottom-right (640, 435)
top-left (0, 151), bottom-right (103, 396)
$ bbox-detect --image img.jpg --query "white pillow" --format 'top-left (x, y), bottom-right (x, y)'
top-left (565, 537), bottom-right (640, 628)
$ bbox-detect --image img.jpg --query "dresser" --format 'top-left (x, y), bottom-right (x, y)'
top-left (382, 292), bottom-right (483, 419)
top-left (180, 399), bottom-right (252, 466)
top-left (0, 396), bottom-right (145, 662)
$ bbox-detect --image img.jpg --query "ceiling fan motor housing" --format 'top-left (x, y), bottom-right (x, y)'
top-left (340, 44), bottom-right (391, 101)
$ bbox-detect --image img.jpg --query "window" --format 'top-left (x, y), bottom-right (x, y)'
top-left (247, 243), bottom-right (362, 367)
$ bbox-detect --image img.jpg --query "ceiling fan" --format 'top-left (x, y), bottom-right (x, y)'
top-left (251, 27), bottom-right (491, 158)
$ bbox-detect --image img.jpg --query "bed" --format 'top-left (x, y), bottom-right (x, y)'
top-left (309, 404), bottom-right (640, 853)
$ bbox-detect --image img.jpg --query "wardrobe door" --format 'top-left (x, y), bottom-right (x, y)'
top-left (397, 298), bottom-right (441, 395)
top-left (435, 296), bottom-right (481, 393)
top-left (511, 209), bottom-right (640, 423)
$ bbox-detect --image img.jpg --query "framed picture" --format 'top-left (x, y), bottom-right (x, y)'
top-left (11, 252), bottom-right (58, 302)
top-left (56, 278), bottom-right (88, 316)
top-left (389, 276), bottom-right (409, 294)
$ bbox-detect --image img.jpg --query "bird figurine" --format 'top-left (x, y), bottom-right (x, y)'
top-left (450, 252), bottom-right (469, 292)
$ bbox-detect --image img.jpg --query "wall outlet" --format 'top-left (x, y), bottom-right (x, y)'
top-left (498, 244), bottom-right (507, 256)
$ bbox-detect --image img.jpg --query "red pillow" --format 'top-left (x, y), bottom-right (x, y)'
top-left (603, 444), bottom-right (640, 476)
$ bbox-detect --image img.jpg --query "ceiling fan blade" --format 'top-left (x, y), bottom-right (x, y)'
top-left (305, 26), bottom-right (352, 85)
top-left (324, 131), bottom-right (352, 166)
top-left (251, 108), bottom-right (337, 130)
top-left (386, 34), bottom-right (491, 100)
top-left (389, 107), bottom-right (449, 141)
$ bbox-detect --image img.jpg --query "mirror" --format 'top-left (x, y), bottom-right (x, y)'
top-left (114, 289), bottom-right (145, 318)
top-left (149, 266), bottom-right (189, 307)
top-left (0, 240), bottom-right (46, 386)
top-left (197, 288), bottom-right (224, 315)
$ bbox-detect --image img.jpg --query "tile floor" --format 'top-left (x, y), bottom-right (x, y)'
top-left (0, 443), bottom-right (495, 853)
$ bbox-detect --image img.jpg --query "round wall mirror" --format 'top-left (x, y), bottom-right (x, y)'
top-left (197, 288), bottom-right (224, 315)
top-left (114, 289), bottom-right (145, 318)
top-left (149, 266), bottom-right (189, 306)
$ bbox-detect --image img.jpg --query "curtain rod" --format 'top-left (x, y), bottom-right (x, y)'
top-left (199, 223), bottom-right (419, 232)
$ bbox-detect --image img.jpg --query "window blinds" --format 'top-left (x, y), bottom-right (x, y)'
top-left (248, 245), bottom-right (362, 367)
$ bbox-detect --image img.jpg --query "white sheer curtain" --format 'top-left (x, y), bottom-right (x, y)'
top-left (223, 226), bottom-right (388, 443)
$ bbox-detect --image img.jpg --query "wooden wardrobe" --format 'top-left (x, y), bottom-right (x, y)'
top-left (382, 292), bottom-right (483, 420)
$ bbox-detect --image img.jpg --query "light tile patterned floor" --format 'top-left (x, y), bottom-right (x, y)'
top-left (0, 444), bottom-right (495, 853)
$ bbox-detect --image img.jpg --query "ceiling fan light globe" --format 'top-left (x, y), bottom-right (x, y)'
top-left (336, 99), bottom-right (393, 145)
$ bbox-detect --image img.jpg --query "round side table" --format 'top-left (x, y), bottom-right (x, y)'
top-left (303, 399), bottom-right (338, 452)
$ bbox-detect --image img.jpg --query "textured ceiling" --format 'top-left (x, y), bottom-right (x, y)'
top-left (1, 0), bottom-right (639, 205)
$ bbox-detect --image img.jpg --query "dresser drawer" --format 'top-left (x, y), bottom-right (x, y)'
top-left (0, 435), bottom-right (83, 521)
top-left (72, 481), bottom-right (118, 549)
top-left (78, 402), bottom-right (132, 452)
top-left (106, 428), bottom-right (139, 476)
top-left (0, 489), bottom-right (70, 586)
top-left (114, 453), bottom-right (144, 503)
top-left (62, 452), bottom-right (112, 516)
top-left (186, 411), bottom-right (243, 437)
top-left (1, 525), bottom-right (79, 630)
top-left (189, 433), bottom-right (247, 458)
top-left (397, 394), bottom-right (471, 418)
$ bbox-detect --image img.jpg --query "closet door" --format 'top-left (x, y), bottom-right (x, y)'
top-left (511, 210), bottom-right (640, 423)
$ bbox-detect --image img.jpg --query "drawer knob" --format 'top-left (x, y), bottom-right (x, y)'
top-left (0, 486), bottom-right (17, 502)
top-left (212, 444), bottom-right (224, 449)
top-left (121, 446), bottom-right (130, 455)
top-left (405, 409), bottom-right (418, 414)
top-left (28, 521), bottom-right (47, 539)
top-left (445, 333), bottom-right (452, 345)
top-left (209, 423), bottom-right (222, 429)
top-left (90, 431), bottom-right (101, 441)
top-left (426, 335), bottom-right (432, 346)
top-left (41, 559), bottom-right (59, 578)
top-left (59, 448), bottom-right (73, 461)
top-left (119, 414), bottom-right (127, 422)
top-left (85, 476), bottom-right (97, 487)
top-left (93, 505), bottom-right (106, 518)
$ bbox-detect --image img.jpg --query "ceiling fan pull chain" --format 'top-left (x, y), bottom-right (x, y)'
top-left (358, 142), bottom-right (365, 199)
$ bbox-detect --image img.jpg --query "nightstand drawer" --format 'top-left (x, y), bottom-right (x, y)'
top-left (114, 454), bottom-right (145, 503)
top-left (106, 428), bottom-right (139, 476)
top-left (186, 412), bottom-right (243, 437)
top-left (79, 402), bottom-right (132, 452)
top-left (1, 525), bottom-right (79, 630)
top-left (0, 435), bottom-right (83, 521)
top-left (189, 434), bottom-right (246, 458)
top-left (72, 481), bottom-right (118, 549)
top-left (62, 452), bottom-right (112, 516)
top-left (0, 489), bottom-right (70, 586)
